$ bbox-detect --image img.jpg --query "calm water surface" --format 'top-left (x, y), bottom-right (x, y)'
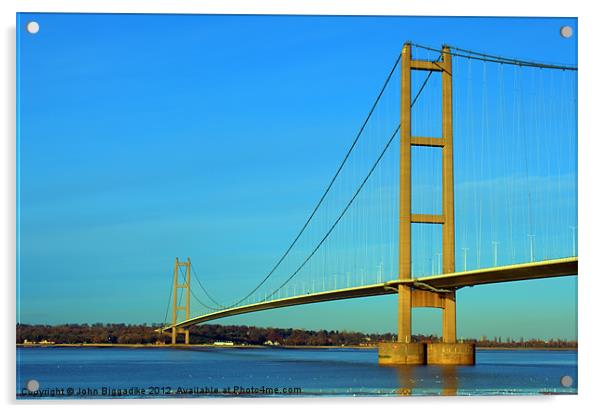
top-left (16, 347), bottom-right (577, 398)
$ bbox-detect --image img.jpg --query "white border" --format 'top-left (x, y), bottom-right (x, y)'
top-left (2, 1), bottom-right (600, 412)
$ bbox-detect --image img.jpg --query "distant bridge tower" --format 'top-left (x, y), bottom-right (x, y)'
top-left (379, 43), bottom-right (474, 365)
top-left (171, 257), bottom-right (191, 345)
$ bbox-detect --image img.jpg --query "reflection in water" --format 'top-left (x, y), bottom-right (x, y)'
top-left (395, 365), bottom-right (415, 396)
top-left (440, 366), bottom-right (458, 396)
top-left (395, 365), bottom-right (458, 396)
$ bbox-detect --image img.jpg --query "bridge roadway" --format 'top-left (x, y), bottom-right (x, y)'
top-left (159, 256), bottom-right (577, 332)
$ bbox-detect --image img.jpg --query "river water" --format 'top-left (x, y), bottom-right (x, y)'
top-left (16, 347), bottom-right (577, 398)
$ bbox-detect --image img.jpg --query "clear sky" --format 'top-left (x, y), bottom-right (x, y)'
top-left (17, 13), bottom-right (577, 340)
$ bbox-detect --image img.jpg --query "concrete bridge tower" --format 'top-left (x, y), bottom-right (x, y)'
top-left (171, 257), bottom-right (191, 345)
top-left (378, 43), bottom-right (475, 365)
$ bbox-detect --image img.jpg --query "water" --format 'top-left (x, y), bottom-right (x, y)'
top-left (16, 347), bottom-right (577, 398)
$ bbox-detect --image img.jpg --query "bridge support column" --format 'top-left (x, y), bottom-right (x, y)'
top-left (442, 292), bottom-right (456, 343)
top-left (170, 327), bottom-right (190, 345)
top-left (170, 257), bottom-right (191, 345)
top-left (429, 291), bottom-right (474, 365)
top-left (397, 285), bottom-right (412, 344)
top-left (379, 283), bottom-right (425, 365)
top-left (379, 43), bottom-right (426, 366)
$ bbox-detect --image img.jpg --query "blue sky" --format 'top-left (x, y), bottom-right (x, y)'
top-left (17, 13), bottom-right (577, 340)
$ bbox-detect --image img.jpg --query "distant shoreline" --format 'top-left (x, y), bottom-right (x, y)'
top-left (18, 324), bottom-right (577, 350)
top-left (15, 343), bottom-right (368, 349)
top-left (16, 343), bottom-right (577, 351)
top-left (475, 346), bottom-right (577, 351)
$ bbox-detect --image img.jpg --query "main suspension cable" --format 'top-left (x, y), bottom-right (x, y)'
top-left (411, 43), bottom-right (577, 71)
top-left (173, 45), bottom-right (457, 315)
top-left (261, 59), bottom-right (438, 300)
top-left (162, 269), bottom-right (174, 329)
top-left (190, 263), bottom-right (224, 309)
top-left (177, 265), bottom-right (221, 311)
top-left (202, 52), bottom-right (403, 309)
top-left (265, 123), bottom-right (401, 300)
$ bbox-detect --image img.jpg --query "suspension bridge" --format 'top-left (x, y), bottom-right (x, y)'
top-left (156, 42), bottom-right (578, 365)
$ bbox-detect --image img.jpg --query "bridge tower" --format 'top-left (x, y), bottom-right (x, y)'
top-left (171, 257), bottom-right (191, 345)
top-left (379, 43), bottom-right (474, 365)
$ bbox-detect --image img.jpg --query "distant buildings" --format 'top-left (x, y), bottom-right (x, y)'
top-left (22, 339), bottom-right (55, 345)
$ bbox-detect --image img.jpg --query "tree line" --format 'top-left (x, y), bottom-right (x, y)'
top-left (16, 323), bottom-right (576, 348)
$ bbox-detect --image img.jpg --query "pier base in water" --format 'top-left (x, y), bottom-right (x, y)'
top-left (427, 343), bottom-right (475, 365)
top-left (378, 342), bottom-right (475, 365)
top-left (377, 342), bottom-right (426, 365)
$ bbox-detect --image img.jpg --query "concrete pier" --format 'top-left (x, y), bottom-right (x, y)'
top-left (377, 342), bottom-right (426, 365)
top-left (378, 342), bottom-right (475, 365)
top-left (427, 343), bottom-right (475, 365)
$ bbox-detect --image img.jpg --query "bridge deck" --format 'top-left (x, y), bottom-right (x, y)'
top-left (408, 257), bottom-right (578, 289)
top-left (160, 257), bottom-right (577, 331)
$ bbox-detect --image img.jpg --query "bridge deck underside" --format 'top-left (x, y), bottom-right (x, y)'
top-left (412, 257), bottom-right (578, 289)
top-left (161, 257), bottom-right (577, 331)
